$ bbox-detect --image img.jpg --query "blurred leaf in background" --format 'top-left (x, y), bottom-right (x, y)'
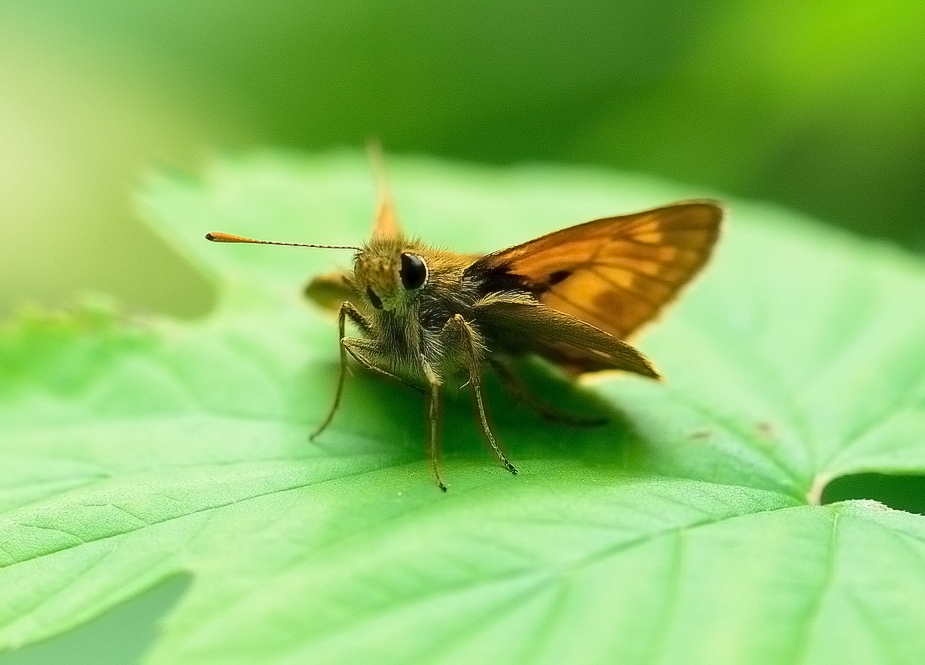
top-left (1, 1), bottom-right (924, 318)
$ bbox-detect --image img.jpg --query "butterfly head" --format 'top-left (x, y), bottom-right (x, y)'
top-left (354, 237), bottom-right (430, 313)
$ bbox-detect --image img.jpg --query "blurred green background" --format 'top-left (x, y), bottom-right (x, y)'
top-left (1, 4), bottom-right (924, 662)
top-left (1, 0), bottom-right (924, 319)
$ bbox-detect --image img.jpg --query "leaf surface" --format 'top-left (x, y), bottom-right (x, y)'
top-left (2, 152), bottom-right (924, 664)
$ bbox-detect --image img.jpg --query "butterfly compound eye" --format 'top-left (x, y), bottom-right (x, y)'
top-left (399, 253), bottom-right (428, 290)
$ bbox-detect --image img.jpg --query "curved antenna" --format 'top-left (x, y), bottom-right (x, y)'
top-left (205, 232), bottom-right (359, 250)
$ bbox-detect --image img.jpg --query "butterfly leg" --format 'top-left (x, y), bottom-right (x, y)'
top-left (343, 339), bottom-right (425, 393)
top-left (420, 358), bottom-right (448, 492)
top-left (488, 357), bottom-right (609, 427)
top-left (445, 315), bottom-right (518, 477)
top-left (312, 302), bottom-right (420, 441)
top-left (311, 302), bottom-right (363, 439)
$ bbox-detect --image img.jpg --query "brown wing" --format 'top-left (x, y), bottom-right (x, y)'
top-left (304, 144), bottom-right (398, 311)
top-left (367, 140), bottom-right (402, 240)
top-left (468, 200), bottom-right (723, 342)
top-left (475, 298), bottom-right (660, 378)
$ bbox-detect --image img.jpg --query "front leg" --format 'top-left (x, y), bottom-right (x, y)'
top-left (312, 302), bottom-right (418, 441)
top-left (311, 301), bottom-right (367, 439)
top-left (442, 315), bottom-right (518, 476)
top-left (343, 338), bottom-right (425, 393)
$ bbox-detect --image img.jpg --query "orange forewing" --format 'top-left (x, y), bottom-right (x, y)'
top-left (368, 141), bottom-right (402, 240)
top-left (471, 201), bottom-right (723, 342)
top-left (372, 192), bottom-right (401, 240)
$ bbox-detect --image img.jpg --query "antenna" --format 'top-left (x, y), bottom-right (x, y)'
top-left (205, 232), bottom-right (359, 251)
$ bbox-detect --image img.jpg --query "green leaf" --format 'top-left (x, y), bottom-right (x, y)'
top-left (2, 151), bottom-right (925, 664)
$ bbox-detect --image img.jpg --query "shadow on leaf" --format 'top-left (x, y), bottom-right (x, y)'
top-left (290, 354), bottom-right (644, 482)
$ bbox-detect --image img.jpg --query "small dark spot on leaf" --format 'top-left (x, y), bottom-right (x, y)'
top-left (688, 429), bottom-right (712, 441)
top-left (756, 421), bottom-right (775, 437)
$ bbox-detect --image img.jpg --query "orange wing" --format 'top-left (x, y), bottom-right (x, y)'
top-left (467, 201), bottom-right (723, 342)
top-left (367, 140), bottom-right (401, 240)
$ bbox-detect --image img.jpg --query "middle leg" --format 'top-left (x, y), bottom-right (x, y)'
top-left (445, 315), bottom-right (518, 476)
top-left (488, 356), bottom-right (609, 427)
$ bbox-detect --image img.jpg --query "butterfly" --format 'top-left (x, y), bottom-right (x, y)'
top-left (207, 156), bottom-right (722, 490)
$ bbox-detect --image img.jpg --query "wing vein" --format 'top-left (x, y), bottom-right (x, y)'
top-left (585, 262), bottom-right (680, 289)
top-left (587, 267), bottom-right (663, 308)
top-left (545, 289), bottom-right (609, 326)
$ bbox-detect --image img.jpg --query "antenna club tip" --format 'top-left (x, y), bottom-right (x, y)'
top-left (203, 232), bottom-right (358, 250)
top-left (205, 232), bottom-right (246, 243)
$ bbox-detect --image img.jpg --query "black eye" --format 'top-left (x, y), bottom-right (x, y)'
top-left (366, 286), bottom-right (383, 310)
top-left (400, 253), bottom-right (428, 290)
